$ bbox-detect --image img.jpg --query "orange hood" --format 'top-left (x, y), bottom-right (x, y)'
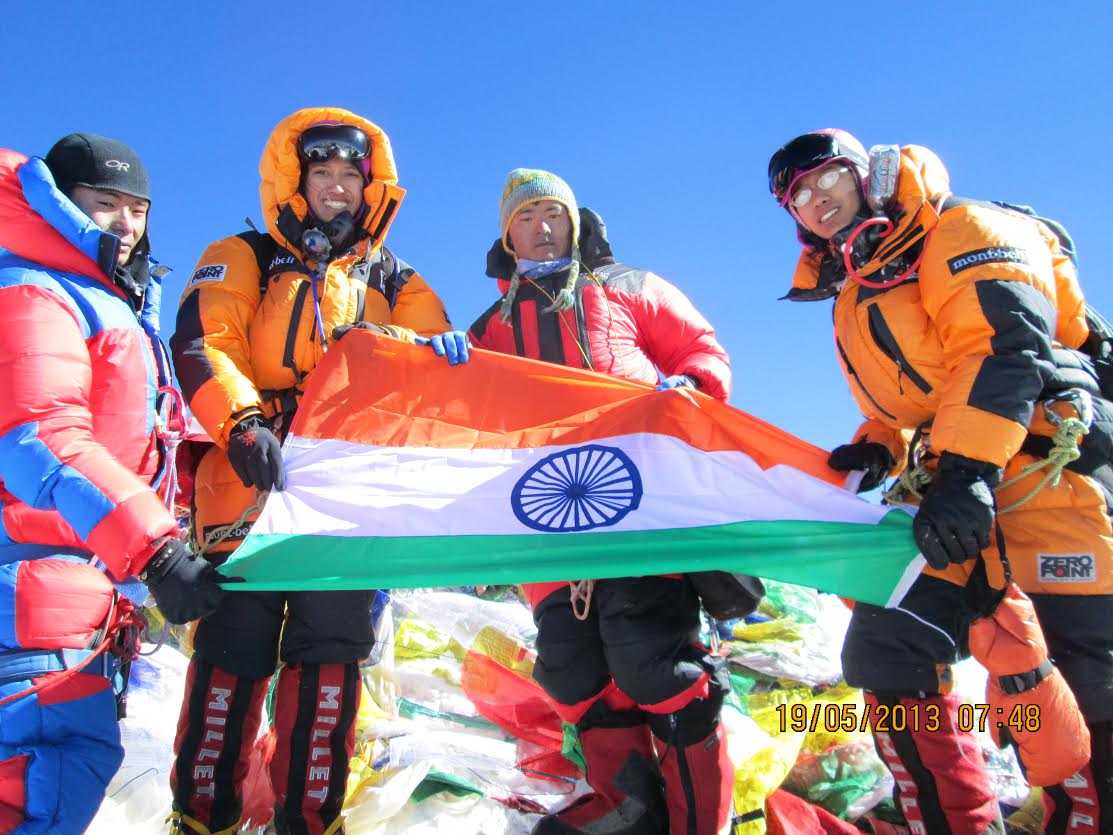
top-left (259, 107), bottom-right (405, 258)
top-left (787, 144), bottom-right (952, 296)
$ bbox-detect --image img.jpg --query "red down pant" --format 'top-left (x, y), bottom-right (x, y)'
top-left (172, 588), bottom-right (372, 834)
top-left (843, 571), bottom-right (1004, 834)
top-left (526, 576), bottom-right (735, 835)
top-left (844, 568), bottom-right (1113, 834)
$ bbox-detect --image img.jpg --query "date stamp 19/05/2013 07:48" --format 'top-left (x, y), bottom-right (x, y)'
top-left (775, 700), bottom-right (1042, 735)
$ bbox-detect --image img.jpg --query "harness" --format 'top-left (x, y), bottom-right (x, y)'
top-left (236, 229), bottom-right (411, 421)
top-left (883, 392), bottom-right (1094, 513)
top-left (0, 590), bottom-right (148, 719)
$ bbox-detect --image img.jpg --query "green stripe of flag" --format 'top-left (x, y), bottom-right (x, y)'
top-left (222, 511), bottom-right (919, 607)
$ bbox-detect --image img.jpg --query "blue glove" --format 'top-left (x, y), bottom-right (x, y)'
top-left (657, 374), bottom-right (696, 391)
top-left (430, 331), bottom-right (471, 365)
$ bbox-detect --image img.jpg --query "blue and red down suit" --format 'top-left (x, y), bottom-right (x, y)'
top-left (0, 149), bottom-right (179, 833)
top-left (469, 244), bottom-right (736, 832)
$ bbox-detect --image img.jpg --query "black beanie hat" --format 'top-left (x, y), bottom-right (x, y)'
top-left (44, 133), bottom-right (150, 202)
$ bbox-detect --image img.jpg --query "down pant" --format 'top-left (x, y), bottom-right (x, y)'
top-left (0, 547), bottom-right (128, 835)
top-left (526, 575), bottom-right (735, 835)
top-left (171, 588), bottom-right (374, 835)
top-left (845, 577), bottom-right (1113, 834)
top-left (527, 575), bottom-right (717, 724)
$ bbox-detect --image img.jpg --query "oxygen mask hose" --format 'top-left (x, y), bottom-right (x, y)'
top-left (301, 228), bottom-right (332, 347)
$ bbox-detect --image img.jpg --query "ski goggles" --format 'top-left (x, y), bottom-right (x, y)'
top-left (768, 133), bottom-right (852, 204)
top-left (787, 167), bottom-right (849, 209)
top-left (297, 123), bottom-right (371, 163)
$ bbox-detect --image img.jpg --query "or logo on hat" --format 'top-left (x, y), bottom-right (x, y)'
top-left (105, 159), bottom-right (131, 171)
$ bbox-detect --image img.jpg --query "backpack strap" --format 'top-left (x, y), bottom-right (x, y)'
top-left (348, 245), bottom-right (412, 321)
top-left (234, 230), bottom-right (280, 296)
top-left (939, 195), bottom-right (1078, 267)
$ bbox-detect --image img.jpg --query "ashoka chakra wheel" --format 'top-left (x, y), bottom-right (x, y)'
top-left (511, 444), bottom-right (643, 532)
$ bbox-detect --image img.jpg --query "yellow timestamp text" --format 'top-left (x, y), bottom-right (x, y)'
top-left (957, 703), bottom-right (1040, 734)
top-left (774, 701), bottom-right (1042, 734)
top-left (775, 701), bottom-right (940, 734)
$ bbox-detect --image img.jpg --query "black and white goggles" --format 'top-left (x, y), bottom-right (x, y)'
top-left (296, 123), bottom-right (371, 163)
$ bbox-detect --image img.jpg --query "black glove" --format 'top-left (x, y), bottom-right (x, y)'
top-left (227, 415), bottom-right (285, 492)
top-left (141, 538), bottom-right (227, 624)
top-left (828, 441), bottom-right (896, 493)
top-left (913, 453), bottom-right (1000, 570)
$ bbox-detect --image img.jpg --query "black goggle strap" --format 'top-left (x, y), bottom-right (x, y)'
top-left (768, 133), bottom-right (841, 197)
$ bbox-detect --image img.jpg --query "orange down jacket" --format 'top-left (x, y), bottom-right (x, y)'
top-left (170, 107), bottom-right (450, 445)
top-left (787, 146), bottom-right (1113, 595)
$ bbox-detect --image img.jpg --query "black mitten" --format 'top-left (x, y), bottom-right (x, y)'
top-left (913, 453), bottom-right (1000, 570)
top-left (828, 441), bottom-right (896, 493)
top-left (142, 539), bottom-right (227, 625)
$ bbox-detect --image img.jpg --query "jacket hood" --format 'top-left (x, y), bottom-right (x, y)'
top-left (259, 107), bottom-right (406, 259)
top-left (784, 144), bottom-right (951, 300)
top-left (484, 206), bottom-right (616, 283)
top-left (0, 149), bottom-right (119, 283)
top-left (0, 149), bottom-right (167, 331)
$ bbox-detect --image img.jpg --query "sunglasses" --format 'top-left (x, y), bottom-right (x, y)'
top-left (788, 167), bottom-right (849, 209)
top-left (297, 124), bottom-right (371, 163)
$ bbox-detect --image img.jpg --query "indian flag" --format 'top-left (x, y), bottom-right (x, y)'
top-left (223, 332), bottom-right (924, 606)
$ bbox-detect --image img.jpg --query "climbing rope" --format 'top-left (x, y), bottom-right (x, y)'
top-left (194, 490), bottom-right (269, 555)
top-left (995, 416), bottom-right (1087, 513)
top-left (155, 385), bottom-right (187, 512)
top-left (882, 466), bottom-right (933, 506)
top-left (883, 409), bottom-right (1089, 515)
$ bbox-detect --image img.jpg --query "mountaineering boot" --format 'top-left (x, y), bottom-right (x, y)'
top-left (1041, 720), bottom-right (1113, 834)
top-left (532, 703), bottom-right (667, 835)
top-left (270, 661), bottom-right (362, 835)
top-left (865, 692), bottom-right (1005, 834)
top-left (646, 663), bottom-right (735, 835)
top-left (171, 657), bottom-right (271, 834)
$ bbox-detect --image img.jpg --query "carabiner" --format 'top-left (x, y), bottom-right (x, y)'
top-left (1042, 388), bottom-right (1094, 430)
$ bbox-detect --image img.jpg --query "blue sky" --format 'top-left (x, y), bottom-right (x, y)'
top-left (5, 2), bottom-right (1112, 453)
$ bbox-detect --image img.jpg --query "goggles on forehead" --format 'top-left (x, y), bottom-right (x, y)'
top-left (296, 123), bottom-right (371, 163)
top-left (768, 133), bottom-right (849, 201)
top-left (788, 167), bottom-right (849, 209)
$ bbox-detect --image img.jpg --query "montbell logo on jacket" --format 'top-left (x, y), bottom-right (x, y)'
top-left (947, 246), bottom-right (1029, 274)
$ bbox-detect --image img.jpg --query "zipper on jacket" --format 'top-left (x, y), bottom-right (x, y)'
top-left (836, 338), bottom-right (897, 419)
top-left (865, 304), bottom-right (933, 395)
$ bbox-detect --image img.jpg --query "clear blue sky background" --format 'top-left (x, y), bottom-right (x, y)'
top-left (5, 2), bottom-right (1112, 453)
